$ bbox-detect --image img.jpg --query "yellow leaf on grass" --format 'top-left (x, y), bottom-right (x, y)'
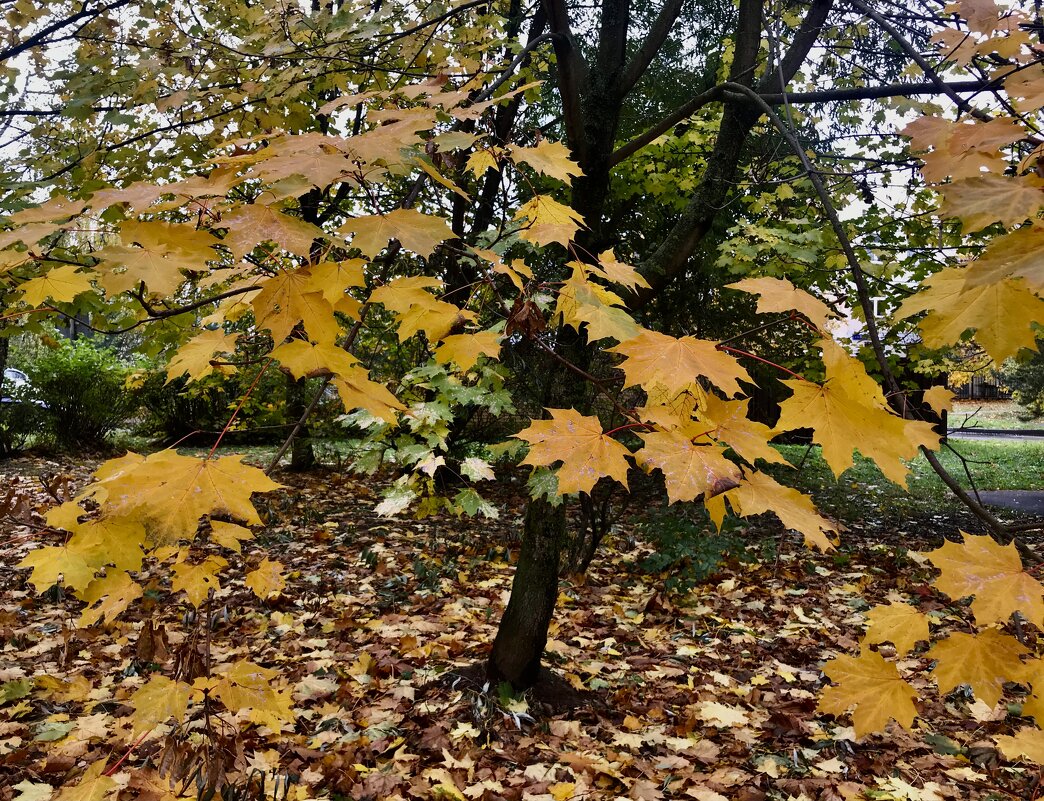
top-left (172, 555), bottom-right (227, 607)
top-left (996, 728), bottom-right (1044, 764)
top-left (513, 195), bottom-right (585, 247)
top-left (245, 558), bottom-right (285, 599)
top-left (18, 265), bottom-right (94, 306)
top-left (725, 469), bottom-right (838, 552)
top-left (510, 140), bottom-right (583, 184)
top-left (726, 276), bottom-right (837, 330)
top-left (56, 761), bottom-right (118, 801)
top-left (79, 571), bottom-right (143, 627)
top-left (818, 650), bottom-right (918, 737)
top-left (166, 328), bottom-right (240, 383)
top-left (863, 602), bottom-right (930, 656)
top-left (434, 331), bottom-right (503, 370)
top-left (922, 533), bottom-right (1044, 626)
top-left (610, 330), bottom-right (751, 399)
top-left (340, 209), bottom-right (456, 258)
top-left (515, 408), bottom-right (631, 494)
top-left (928, 629), bottom-right (1027, 707)
top-left (635, 430), bottom-right (740, 503)
top-left (129, 675), bottom-right (193, 734)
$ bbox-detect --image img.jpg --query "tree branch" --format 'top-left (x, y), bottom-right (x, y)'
top-left (0, 0), bottom-right (137, 64)
top-left (542, 0), bottom-right (589, 161)
top-left (618, 0), bottom-right (685, 96)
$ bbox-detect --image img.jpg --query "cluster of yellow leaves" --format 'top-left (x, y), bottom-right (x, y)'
top-left (900, 78), bottom-right (1044, 364)
top-left (818, 533), bottom-right (1044, 764)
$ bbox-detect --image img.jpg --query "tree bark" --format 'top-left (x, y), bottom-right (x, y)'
top-left (286, 375), bottom-right (316, 470)
top-left (487, 497), bottom-right (567, 688)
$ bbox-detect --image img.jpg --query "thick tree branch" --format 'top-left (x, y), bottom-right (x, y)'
top-left (542, 0), bottom-right (589, 161)
top-left (618, 0), bottom-right (685, 96)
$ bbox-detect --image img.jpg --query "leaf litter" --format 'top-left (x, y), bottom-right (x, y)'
top-left (1, 455), bottom-right (1042, 801)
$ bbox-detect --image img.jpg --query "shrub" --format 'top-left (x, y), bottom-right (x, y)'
top-left (26, 338), bottom-right (140, 450)
top-left (0, 382), bottom-right (48, 456)
top-left (1000, 340), bottom-right (1044, 419)
top-left (637, 509), bottom-right (752, 592)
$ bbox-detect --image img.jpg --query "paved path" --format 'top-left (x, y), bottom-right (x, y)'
top-left (948, 429), bottom-right (1044, 443)
top-left (978, 491), bottom-right (1044, 515)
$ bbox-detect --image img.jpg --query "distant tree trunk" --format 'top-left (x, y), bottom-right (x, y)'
top-left (487, 497), bottom-right (567, 687)
top-left (286, 375), bottom-right (316, 470)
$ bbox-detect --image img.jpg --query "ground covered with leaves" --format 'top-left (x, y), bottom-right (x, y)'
top-left (1, 455), bottom-right (1043, 801)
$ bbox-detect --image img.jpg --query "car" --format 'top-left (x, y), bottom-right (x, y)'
top-left (1, 368), bottom-right (42, 405)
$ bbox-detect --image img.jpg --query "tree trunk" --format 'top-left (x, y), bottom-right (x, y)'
top-left (286, 375), bottom-right (316, 470)
top-left (487, 497), bottom-right (567, 688)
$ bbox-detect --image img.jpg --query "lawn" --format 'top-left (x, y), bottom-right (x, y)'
top-left (950, 399), bottom-right (1043, 430)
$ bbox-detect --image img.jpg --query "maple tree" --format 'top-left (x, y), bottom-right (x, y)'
top-left (2, 0), bottom-right (1044, 796)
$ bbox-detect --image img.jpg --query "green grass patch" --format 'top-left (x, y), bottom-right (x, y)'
top-left (951, 400), bottom-right (1043, 430)
top-left (768, 438), bottom-right (1043, 526)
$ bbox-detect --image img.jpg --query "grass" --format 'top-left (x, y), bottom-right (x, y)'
top-left (950, 399), bottom-right (1043, 431)
top-left (769, 438), bottom-right (1043, 529)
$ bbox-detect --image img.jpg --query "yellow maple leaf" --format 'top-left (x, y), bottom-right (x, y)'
top-left (221, 203), bottom-right (325, 260)
top-left (938, 174), bottom-right (1044, 232)
top-left (1005, 68), bottom-right (1044, 112)
top-left (79, 571), bottom-right (143, 627)
top-left (593, 250), bottom-right (650, 291)
top-left (513, 195), bottom-right (585, 247)
top-left (996, 728), bottom-right (1044, 765)
top-left (166, 328), bottom-right (240, 383)
top-left (209, 520), bottom-right (254, 553)
top-left (396, 299), bottom-right (475, 342)
top-left (922, 533), bottom-right (1044, 626)
top-left (635, 430), bottom-right (740, 503)
top-left (509, 140), bottom-right (583, 184)
top-left (203, 660), bottom-right (295, 730)
top-left (862, 602), bottom-right (930, 656)
top-left (56, 761), bottom-right (118, 801)
top-left (271, 339), bottom-right (358, 380)
top-left (434, 331), bottom-right (503, 371)
top-left (724, 469), bottom-right (838, 551)
top-left (610, 330), bottom-right (751, 399)
top-left (333, 366), bottom-right (405, 423)
top-left (818, 649), bottom-right (918, 738)
top-left (896, 268), bottom-right (1043, 363)
top-left (245, 558), bottom-right (285, 599)
top-left (302, 259), bottom-right (366, 318)
top-left (776, 340), bottom-right (939, 486)
top-left (726, 276), bottom-right (836, 330)
top-left (928, 629), bottom-right (1027, 707)
top-left (129, 675), bottom-right (193, 734)
top-left (251, 267), bottom-right (342, 345)
top-left (697, 395), bottom-right (789, 466)
top-left (557, 278), bottom-right (640, 342)
top-left (340, 209), bottom-right (456, 258)
top-left (922, 386), bottom-right (955, 416)
top-left (84, 451), bottom-right (282, 545)
top-left (514, 409), bottom-right (631, 494)
top-left (18, 540), bottom-right (105, 593)
top-left (18, 265), bottom-right (94, 306)
top-left (466, 147), bottom-right (502, 177)
top-left (95, 220), bottom-right (220, 296)
top-left (968, 226), bottom-right (1044, 295)
top-left (172, 555), bottom-right (227, 607)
